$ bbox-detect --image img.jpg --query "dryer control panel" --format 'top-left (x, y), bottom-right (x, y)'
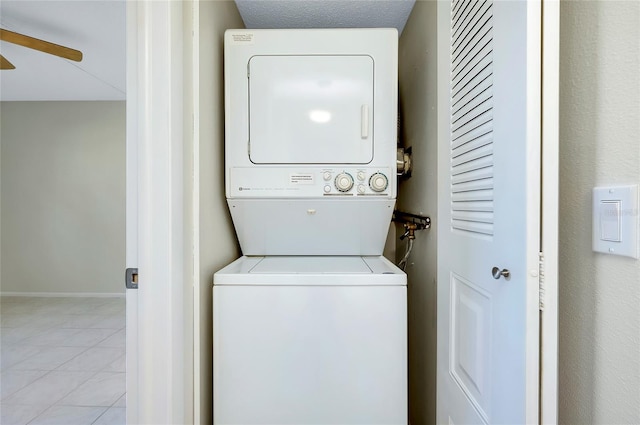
top-left (229, 167), bottom-right (394, 198)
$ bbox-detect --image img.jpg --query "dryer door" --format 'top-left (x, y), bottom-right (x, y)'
top-left (249, 55), bottom-right (374, 164)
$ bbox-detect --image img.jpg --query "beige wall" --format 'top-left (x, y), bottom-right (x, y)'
top-left (398, 1), bottom-right (438, 423)
top-left (1, 101), bottom-right (125, 295)
top-left (559, 2), bottom-right (640, 424)
top-left (197, 1), bottom-right (244, 423)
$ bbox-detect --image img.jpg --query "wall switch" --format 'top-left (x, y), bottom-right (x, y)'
top-left (599, 201), bottom-right (621, 241)
top-left (592, 185), bottom-right (639, 259)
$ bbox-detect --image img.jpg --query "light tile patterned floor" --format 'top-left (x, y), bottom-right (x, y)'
top-left (1, 296), bottom-right (126, 425)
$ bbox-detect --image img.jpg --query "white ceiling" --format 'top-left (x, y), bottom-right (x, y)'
top-left (0, 0), bottom-right (126, 101)
top-left (0, 0), bottom-right (414, 102)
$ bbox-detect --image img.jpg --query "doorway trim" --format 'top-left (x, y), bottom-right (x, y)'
top-left (540, 1), bottom-right (559, 423)
top-left (126, 1), bottom-right (194, 423)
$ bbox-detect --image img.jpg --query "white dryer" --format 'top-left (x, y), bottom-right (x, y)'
top-left (225, 29), bottom-right (398, 255)
top-left (213, 256), bottom-right (407, 425)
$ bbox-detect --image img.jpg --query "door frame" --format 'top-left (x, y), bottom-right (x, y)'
top-left (124, 1), bottom-right (139, 423)
top-left (125, 0), bottom-right (557, 423)
top-left (540, 1), bottom-right (559, 423)
top-left (126, 1), bottom-right (194, 423)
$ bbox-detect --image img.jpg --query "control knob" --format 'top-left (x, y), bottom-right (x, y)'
top-left (334, 173), bottom-right (354, 192)
top-left (369, 173), bottom-right (388, 192)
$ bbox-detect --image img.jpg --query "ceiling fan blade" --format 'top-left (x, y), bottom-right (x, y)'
top-left (0, 28), bottom-right (82, 62)
top-left (0, 54), bottom-right (16, 69)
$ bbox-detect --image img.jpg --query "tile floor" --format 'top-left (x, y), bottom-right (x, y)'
top-left (1, 296), bottom-right (126, 425)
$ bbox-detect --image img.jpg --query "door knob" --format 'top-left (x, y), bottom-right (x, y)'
top-left (492, 267), bottom-right (510, 280)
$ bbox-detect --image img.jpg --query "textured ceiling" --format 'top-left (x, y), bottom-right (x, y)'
top-left (235, 0), bottom-right (416, 34)
top-left (0, 0), bottom-right (125, 101)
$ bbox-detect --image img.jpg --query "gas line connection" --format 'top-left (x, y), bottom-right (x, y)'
top-left (392, 210), bottom-right (431, 270)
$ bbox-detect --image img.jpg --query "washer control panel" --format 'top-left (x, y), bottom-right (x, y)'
top-left (230, 167), bottom-right (394, 197)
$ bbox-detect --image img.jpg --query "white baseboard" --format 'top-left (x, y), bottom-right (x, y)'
top-left (0, 292), bottom-right (126, 298)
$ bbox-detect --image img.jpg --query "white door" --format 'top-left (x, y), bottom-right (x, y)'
top-left (249, 55), bottom-right (374, 164)
top-left (436, 0), bottom-right (547, 423)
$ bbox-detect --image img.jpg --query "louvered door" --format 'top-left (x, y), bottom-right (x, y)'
top-left (436, 0), bottom-right (542, 423)
top-left (450, 0), bottom-right (494, 237)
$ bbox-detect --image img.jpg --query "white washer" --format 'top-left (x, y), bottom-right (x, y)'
top-left (213, 256), bottom-right (407, 425)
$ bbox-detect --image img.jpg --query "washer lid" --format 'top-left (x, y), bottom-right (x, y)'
top-left (213, 256), bottom-right (406, 286)
top-left (250, 256), bottom-right (372, 274)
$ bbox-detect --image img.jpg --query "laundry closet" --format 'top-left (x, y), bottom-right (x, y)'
top-left (213, 26), bottom-right (407, 424)
top-left (190, 1), bottom-right (558, 424)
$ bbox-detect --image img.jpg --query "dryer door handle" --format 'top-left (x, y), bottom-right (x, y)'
top-left (361, 104), bottom-right (369, 139)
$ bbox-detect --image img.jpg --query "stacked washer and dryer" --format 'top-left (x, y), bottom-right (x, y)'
top-left (214, 29), bottom-right (407, 424)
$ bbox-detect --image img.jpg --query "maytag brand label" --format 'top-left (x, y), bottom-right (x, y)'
top-left (230, 33), bottom-right (254, 44)
top-left (290, 174), bottom-right (314, 185)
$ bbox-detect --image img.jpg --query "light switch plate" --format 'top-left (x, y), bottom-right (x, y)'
top-left (592, 184), bottom-right (639, 259)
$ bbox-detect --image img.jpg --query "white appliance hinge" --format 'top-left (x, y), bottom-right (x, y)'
top-left (538, 252), bottom-right (545, 311)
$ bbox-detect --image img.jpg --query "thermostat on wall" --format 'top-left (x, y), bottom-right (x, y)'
top-left (592, 184), bottom-right (639, 259)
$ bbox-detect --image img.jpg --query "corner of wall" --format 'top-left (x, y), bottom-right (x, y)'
top-left (196, 2), bottom-right (245, 424)
top-left (398, 2), bottom-right (438, 423)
